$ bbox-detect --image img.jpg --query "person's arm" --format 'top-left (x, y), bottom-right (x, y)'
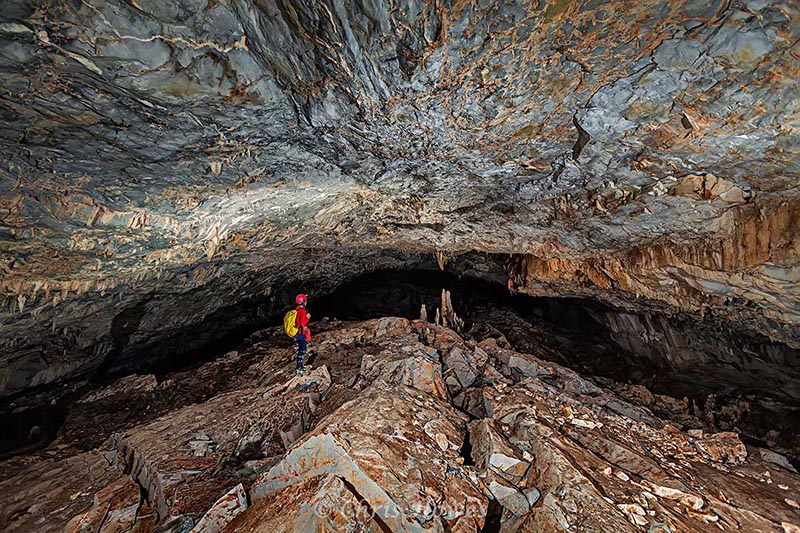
top-left (296, 308), bottom-right (309, 331)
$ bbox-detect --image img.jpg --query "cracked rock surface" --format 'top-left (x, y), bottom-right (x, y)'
top-left (1, 317), bottom-right (798, 532)
top-left (1, 0), bottom-right (799, 397)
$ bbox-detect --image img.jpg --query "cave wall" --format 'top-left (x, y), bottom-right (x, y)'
top-left (1, 0), bottom-right (798, 397)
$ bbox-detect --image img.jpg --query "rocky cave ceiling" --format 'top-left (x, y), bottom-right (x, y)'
top-left (0, 0), bottom-right (798, 397)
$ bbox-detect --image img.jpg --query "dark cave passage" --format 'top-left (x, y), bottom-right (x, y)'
top-left (2, 267), bottom-right (799, 468)
top-left (314, 269), bottom-right (800, 398)
top-left (313, 268), bottom-right (645, 381)
top-left (313, 269), bottom-right (800, 468)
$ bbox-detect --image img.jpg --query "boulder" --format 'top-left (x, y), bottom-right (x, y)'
top-left (190, 483), bottom-right (248, 533)
top-left (443, 346), bottom-right (481, 391)
top-left (470, 420), bottom-right (530, 485)
top-left (358, 345), bottom-right (448, 400)
top-left (250, 383), bottom-right (487, 531)
top-left (487, 479), bottom-right (530, 516)
top-left (104, 379), bottom-right (328, 521)
top-left (694, 432), bottom-right (747, 465)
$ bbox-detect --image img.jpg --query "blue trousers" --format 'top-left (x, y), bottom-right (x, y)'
top-left (294, 333), bottom-right (307, 368)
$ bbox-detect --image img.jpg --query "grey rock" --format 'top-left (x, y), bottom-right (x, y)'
top-left (0, 0), bottom-right (798, 422)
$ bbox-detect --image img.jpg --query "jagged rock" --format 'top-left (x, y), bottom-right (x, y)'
top-left (524, 488), bottom-right (541, 507)
top-left (65, 476), bottom-right (143, 533)
top-left (694, 432), bottom-right (748, 465)
top-left (78, 374), bottom-right (158, 403)
top-left (759, 448), bottom-right (798, 473)
top-left (250, 383), bottom-right (487, 531)
top-left (232, 473), bottom-right (385, 532)
top-left (624, 385), bottom-right (655, 407)
top-left (443, 346), bottom-right (482, 391)
top-left (0, 451), bottom-right (123, 532)
top-left (103, 382), bottom-right (326, 521)
top-left (315, 317), bottom-right (414, 349)
top-left (190, 483), bottom-right (248, 533)
top-left (4, 317), bottom-right (800, 533)
top-left (470, 420), bottom-right (530, 485)
top-left (454, 387), bottom-right (494, 419)
top-left (421, 322), bottom-right (466, 354)
top-left (356, 338), bottom-right (448, 400)
top-left (487, 479), bottom-right (530, 517)
top-left (272, 365), bottom-right (331, 397)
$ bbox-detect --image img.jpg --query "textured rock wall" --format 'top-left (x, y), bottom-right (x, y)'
top-left (1, 0), bottom-right (798, 396)
top-left (4, 317), bottom-right (799, 531)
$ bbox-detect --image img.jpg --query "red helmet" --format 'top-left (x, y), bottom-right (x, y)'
top-left (295, 293), bottom-right (307, 305)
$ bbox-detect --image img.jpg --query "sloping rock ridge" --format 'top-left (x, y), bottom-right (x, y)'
top-left (1, 0), bottom-right (799, 397)
top-left (1, 317), bottom-right (798, 532)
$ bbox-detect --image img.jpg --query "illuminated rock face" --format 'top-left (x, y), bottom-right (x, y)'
top-left (0, 0), bottom-right (798, 396)
top-left (2, 318), bottom-right (799, 532)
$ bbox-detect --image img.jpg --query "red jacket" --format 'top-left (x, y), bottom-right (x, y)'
top-left (295, 305), bottom-right (311, 340)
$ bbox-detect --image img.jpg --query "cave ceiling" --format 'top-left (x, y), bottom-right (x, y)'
top-left (0, 0), bottom-right (798, 396)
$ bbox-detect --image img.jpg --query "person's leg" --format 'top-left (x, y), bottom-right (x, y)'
top-left (295, 333), bottom-right (307, 370)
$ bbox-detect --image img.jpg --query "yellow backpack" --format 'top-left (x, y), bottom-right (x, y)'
top-left (283, 309), bottom-right (299, 337)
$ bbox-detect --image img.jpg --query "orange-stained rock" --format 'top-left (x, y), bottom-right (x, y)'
top-left (0, 450), bottom-right (122, 533)
top-left (103, 376), bottom-right (328, 521)
top-left (248, 382), bottom-right (488, 531)
top-left (65, 476), bottom-right (141, 533)
top-left (694, 431), bottom-right (748, 465)
top-left (189, 483), bottom-right (248, 533)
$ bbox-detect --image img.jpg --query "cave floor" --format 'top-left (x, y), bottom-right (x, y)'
top-left (1, 316), bottom-right (799, 532)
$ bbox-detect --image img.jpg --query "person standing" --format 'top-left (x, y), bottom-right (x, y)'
top-left (293, 293), bottom-right (311, 375)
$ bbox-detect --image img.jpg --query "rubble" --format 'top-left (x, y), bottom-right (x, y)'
top-left (189, 483), bottom-right (248, 533)
top-left (102, 370), bottom-right (329, 522)
top-left (1, 318), bottom-right (798, 532)
top-left (65, 476), bottom-right (146, 533)
top-left (78, 374), bottom-right (158, 403)
top-left (694, 432), bottom-right (748, 465)
top-left (249, 382), bottom-right (487, 531)
top-left (0, 450), bottom-right (123, 532)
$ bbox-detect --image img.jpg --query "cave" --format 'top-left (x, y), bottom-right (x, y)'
top-left (2, 0), bottom-right (800, 531)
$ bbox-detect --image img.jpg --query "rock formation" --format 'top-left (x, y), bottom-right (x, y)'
top-left (1, 317), bottom-right (798, 532)
top-left (1, 0), bottom-right (799, 530)
top-left (0, 0), bottom-right (798, 400)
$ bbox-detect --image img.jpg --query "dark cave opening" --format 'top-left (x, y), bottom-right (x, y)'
top-left (314, 269), bottom-right (800, 468)
top-left (2, 267), bottom-right (799, 468)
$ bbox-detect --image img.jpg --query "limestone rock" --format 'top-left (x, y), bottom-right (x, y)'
top-left (250, 383), bottom-right (487, 531)
top-left (190, 483), bottom-right (248, 533)
top-left (694, 432), bottom-right (748, 465)
top-left (104, 384), bottom-right (324, 520)
top-left (470, 420), bottom-right (530, 485)
top-left (231, 473), bottom-right (385, 532)
top-left (78, 374), bottom-right (158, 404)
top-left (65, 476), bottom-right (143, 533)
top-left (759, 448), bottom-right (798, 473)
top-left (0, 451), bottom-right (122, 532)
top-left (358, 342), bottom-right (448, 400)
top-left (487, 479), bottom-right (530, 517)
top-left (3, 317), bottom-right (800, 533)
top-left (443, 346), bottom-right (481, 392)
